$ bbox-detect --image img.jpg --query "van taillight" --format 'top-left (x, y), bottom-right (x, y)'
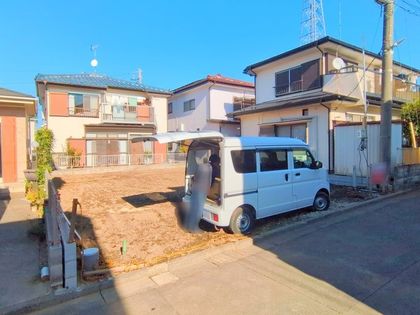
top-left (212, 213), bottom-right (219, 222)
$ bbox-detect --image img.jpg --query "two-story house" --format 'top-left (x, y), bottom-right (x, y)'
top-left (168, 74), bottom-right (255, 138)
top-left (232, 36), bottom-right (419, 173)
top-left (35, 73), bottom-right (171, 167)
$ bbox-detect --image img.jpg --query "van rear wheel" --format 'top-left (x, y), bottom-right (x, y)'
top-left (228, 207), bottom-right (255, 234)
top-left (313, 192), bottom-right (330, 211)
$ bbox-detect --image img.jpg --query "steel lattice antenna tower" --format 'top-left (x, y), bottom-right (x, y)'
top-left (301, 0), bottom-right (326, 44)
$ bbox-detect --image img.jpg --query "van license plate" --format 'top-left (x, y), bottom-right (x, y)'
top-left (202, 210), bottom-right (211, 220)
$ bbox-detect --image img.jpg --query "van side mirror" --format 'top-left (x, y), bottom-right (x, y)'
top-left (310, 161), bottom-right (322, 169)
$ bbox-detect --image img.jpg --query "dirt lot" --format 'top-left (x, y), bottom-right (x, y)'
top-left (53, 164), bottom-right (377, 272)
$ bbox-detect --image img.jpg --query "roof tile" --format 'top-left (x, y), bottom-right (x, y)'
top-left (35, 73), bottom-right (171, 95)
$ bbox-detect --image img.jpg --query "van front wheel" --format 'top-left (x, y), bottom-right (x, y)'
top-left (229, 207), bottom-right (255, 234)
top-left (313, 192), bottom-right (330, 211)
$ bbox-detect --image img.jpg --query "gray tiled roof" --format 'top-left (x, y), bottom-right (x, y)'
top-left (0, 87), bottom-right (35, 99)
top-left (35, 73), bottom-right (172, 95)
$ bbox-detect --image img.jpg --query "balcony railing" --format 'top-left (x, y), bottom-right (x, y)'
top-left (68, 107), bottom-right (99, 117)
top-left (101, 104), bottom-right (154, 124)
top-left (323, 68), bottom-right (419, 103)
top-left (274, 80), bottom-right (306, 97)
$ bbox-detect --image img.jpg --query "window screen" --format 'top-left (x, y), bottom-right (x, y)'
top-left (259, 125), bottom-right (275, 137)
top-left (231, 150), bottom-right (256, 174)
top-left (275, 70), bottom-right (289, 95)
top-left (259, 149), bottom-right (288, 172)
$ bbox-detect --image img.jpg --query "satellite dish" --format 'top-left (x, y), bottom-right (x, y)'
top-left (332, 57), bottom-right (346, 70)
top-left (90, 58), bottom-right (98, 67)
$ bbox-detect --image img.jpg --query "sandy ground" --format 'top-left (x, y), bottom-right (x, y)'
top-left (53, 164), bottom-right (376, 271)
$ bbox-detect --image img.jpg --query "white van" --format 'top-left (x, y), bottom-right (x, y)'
top-left (132, 131), bottom-right (330, 234)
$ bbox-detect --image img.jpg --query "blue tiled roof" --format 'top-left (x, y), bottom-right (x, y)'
top-left (35, 73), bottom-right (171, 95)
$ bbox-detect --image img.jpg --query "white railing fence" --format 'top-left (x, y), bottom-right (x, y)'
top-left (53, 153), bottom-right (186, 169)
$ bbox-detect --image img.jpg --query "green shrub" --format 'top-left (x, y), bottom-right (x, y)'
top-left (402, 99), bottom-right (420, 145)
top-left (26, 127), bottom-right (54, 216)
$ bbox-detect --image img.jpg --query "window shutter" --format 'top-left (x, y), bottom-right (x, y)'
top-left (302, 59), bottom-right (321, 91)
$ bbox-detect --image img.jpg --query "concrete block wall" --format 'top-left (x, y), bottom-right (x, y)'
top-left (63, 242), bottom-right (77, 289)
top-left (393, 164), bottom-right (420, 189)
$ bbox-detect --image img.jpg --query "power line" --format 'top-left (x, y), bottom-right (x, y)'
top-left (401, 0), bottom-right (420, 11)
top-left (396, 1), bottom-right (420, 16)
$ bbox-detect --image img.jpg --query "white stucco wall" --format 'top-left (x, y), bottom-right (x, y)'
top-left (254, 49), bottom-right (322, 104)
top-left (48, 116), bottom-right (100, 153)
top-left (239, 104), bottom-right (329, 167)
top-left (330, 104), bottom-right (401, 123)
top-left (209, 85), bottom-right (254, 121)
top-left (168, 85), bottom-right (208, 132)
top-left (151, 96), bottom-right (168, 133)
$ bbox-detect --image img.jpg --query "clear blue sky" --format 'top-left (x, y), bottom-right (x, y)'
top-left (1, 0), bottom-right (419, 96)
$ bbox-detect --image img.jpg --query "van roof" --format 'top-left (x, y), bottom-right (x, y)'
top-left (223, 137), bottom-right (307, 147)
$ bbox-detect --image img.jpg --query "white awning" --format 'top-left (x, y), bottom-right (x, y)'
top-left (130, 131), bottom-right (224, 144)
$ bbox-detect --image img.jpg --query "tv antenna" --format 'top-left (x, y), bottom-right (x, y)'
top-left (90, 44), bottom-right (99, 71)
top-left (301, 0), bottom-right (327, 44)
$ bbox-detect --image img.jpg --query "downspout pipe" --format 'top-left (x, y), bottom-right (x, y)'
top-left (316, 41), bottom-right (332, 172)
top-left (320, 102), bottom-right (332, 173)
top-left (207, 80), bottom-right (216, 130)
top-left (315, 41), bottom-right (326, 85)
top-left (242, 68), bottom-right (257, 136)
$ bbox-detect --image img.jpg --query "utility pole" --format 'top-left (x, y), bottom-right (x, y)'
top-left (377, 0), bottom-right (394, 182)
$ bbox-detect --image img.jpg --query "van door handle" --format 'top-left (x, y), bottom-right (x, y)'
top-left (285, 174), bottom-right (289, 181)
top-left (295, 173), bottom-right (301, 176)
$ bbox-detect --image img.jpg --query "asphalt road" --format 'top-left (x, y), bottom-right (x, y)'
top-left (31, 189), bottom-right (420, 315)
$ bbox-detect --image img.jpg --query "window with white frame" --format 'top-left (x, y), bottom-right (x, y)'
top-left (345, 113), bottom-right (376, 122)
top-left (168, 102), bottom-right (173, 114)
top-left (276, 123), bottom-right (307, 143)
top-left (275, 59), bottom-right (321, 97)
top-left (68, 93), bottom-right (99, 115)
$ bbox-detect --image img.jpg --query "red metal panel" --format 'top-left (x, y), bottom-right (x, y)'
top-left (2, 116), bottom-right (17, 182)
top-left (49, 92), bottom-right (69, 116)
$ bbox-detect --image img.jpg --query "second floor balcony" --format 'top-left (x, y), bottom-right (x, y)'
top-left (101, 103), bottom-right (155, 124)
top-left (322, 66), bottom-right (419, 104)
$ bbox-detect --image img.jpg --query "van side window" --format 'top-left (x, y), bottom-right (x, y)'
top-left (231, 150), bottom-right (256, 174)
top-left (292, 149), bottom-right (315, 169)
top-left (259, 149), bottom-right (288, 172)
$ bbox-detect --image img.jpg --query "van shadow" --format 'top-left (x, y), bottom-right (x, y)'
top-left (122, 186), bottom-right (218, 233)
top-left (122, 186), bottom-right (184, 208)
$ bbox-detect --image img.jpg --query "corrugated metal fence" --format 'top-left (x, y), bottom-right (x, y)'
top-left (334, 123), bottom-right (402, 177)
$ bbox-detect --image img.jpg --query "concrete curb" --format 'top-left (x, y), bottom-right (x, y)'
top-left (1, 188), bottom-right (414, 315)
top-left (1, 279), bottom-right (114, 315)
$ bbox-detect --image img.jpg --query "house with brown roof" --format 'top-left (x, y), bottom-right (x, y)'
top-left (0, 87), bottom-right (36, 186)
top-left (168, 74), bottom-right (255, 137)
